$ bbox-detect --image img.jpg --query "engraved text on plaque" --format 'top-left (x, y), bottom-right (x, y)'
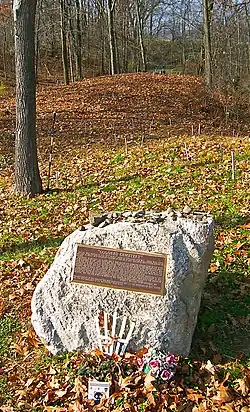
top-left (72, 245), bottom-right (167, 295)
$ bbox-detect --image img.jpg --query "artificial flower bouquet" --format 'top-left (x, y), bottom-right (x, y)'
top-left (138, 348), bottom-right (177, 382)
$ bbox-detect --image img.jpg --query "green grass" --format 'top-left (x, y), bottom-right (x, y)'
top-left (0, 315), bottom-right (19, 357)
top-left (34, 350), bottom-right (71, 373)
top-left (0, 82), bottom-right (7, 97)
top-left (0, 236), bottom-right (64, 262)
top-left (102, 181), bottom-right (118, 193)
top-left (0, 376), bottom-right (10, 403)
top-left (0, 135), bottom-right (249, 364)
top-left (110, 154), bottom-right (125, 164)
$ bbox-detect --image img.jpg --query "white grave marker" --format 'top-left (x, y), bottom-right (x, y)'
top-left (88, 380), bottom-right (110, 403)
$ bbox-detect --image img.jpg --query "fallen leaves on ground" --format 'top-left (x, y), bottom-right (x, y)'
top-left (3, 349), bottom-right (249, 411)
top-left (0, 73), bottom-right (249, 410)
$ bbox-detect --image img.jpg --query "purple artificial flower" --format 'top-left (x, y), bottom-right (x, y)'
top-left (161, 369), bottom-right (173, 381)
top-left (165, 353), bottom-right (176, 366)
top-left (149, 359), bottom-right (161, 369)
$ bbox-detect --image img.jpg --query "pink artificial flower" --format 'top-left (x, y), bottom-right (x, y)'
top-left (161, 369), bottom-right (172, 381)
top-left (137, 358), bottom-right (144, 368)
top-left (149, 359), bottom-right (161, 369)
top-left (165, 353), bottom-right (175, 366)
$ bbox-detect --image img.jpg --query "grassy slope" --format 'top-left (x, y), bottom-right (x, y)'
top-left (0, 73), bottom-right (249, 410)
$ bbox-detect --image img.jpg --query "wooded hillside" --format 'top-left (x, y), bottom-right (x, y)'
top-left (0, 73), bottom-right (249, 410)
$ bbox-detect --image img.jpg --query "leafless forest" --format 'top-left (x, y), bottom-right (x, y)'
top-left (1, 0), bottom-right (250, 96)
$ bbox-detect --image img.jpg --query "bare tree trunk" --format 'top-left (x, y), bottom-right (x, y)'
top-left (122, 7), bottom-right (128, 72)
top-left (107, 0), bottom-right (118, 75)
top-left (75, 0), bottom-right (83, 80)
top-left (60, 0), bottom-right (69, 84)
top-left (100, 18), bottom-right (106, 75)
top-left (67, 0), bottom-right (83, 81)
top-left (3, 26), bottom-right (7, 80)
top-left (13, 0), bottom-right (42, 195)
top-left (181, 17), bottom-right (186, 74)
top-left (68, 32), bottom-right (75, 82)
top-left (35, 0), bottom-right (43, 81)
top-left (202, 0), bottom-right (213, 87)
top-left (244, 0), bottom-right (250, 74)
top-left (135, 0), bottom-right (146, 72)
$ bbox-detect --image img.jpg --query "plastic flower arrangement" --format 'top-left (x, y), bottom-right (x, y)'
top-left (138, 349), bottom-right (177, 382)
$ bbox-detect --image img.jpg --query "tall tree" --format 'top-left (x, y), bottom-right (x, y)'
top-left (60, 0), bottom-right (70, 84)
top-left (135, 0), bottom-right (146, 71)
top-left (202, 0), bottom-right (213, 87)
top-left (13, 0), bottom-right (42, 195)
top-left (107, 0), bottom-right (118, 74)
top-left (75, 0), bottom-right (83, 80)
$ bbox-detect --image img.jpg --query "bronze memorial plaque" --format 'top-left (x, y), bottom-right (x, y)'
top-left (72, 244), bottom-right (167, 295)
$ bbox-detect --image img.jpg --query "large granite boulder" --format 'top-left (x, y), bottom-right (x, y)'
top-left (31, 209), bottom-right (214, 356)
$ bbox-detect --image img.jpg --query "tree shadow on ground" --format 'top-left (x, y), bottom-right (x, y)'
top-left (45, 173), bottom-right (141, 194)
top-left (215, 214), bottom-right (249, 230)
top-left (190, 270), bottom-right (250, 362)
top-left (0, 236), bottom-right (64, 258)
top-left (190, 213), bottom-right (250, 362)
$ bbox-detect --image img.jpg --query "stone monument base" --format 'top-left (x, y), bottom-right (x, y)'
top-left (31, 209), bottom-right (214, 356)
